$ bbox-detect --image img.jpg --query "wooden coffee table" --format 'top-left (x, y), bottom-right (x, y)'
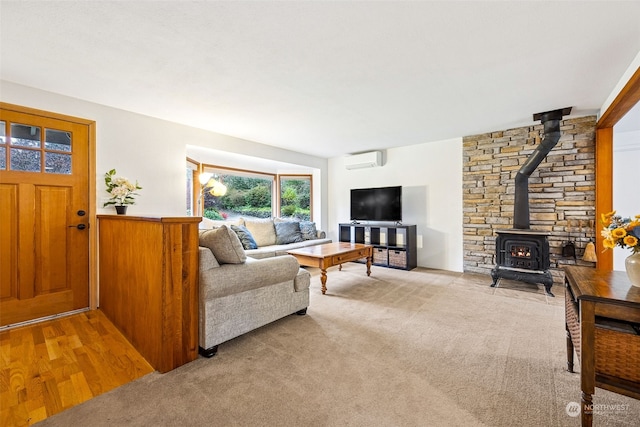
top-left (288, 242), bottom-right (373, 294)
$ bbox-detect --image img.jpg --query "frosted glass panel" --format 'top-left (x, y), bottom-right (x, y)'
top-left (10, 148), bottom-right (41, 172)
top-left (45, 152), bottom-right (71, 174)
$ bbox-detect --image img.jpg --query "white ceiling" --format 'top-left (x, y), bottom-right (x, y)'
top-left (1, 1), bottom-right (639, 159)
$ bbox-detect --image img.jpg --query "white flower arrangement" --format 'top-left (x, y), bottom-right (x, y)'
top-left (103, 169), bottom-right (142, 206)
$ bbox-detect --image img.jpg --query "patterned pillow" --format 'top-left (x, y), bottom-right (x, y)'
top-left (230, 225), bottom-right (258, 250)
top-left (299, 221), bottom-right (317, 240)
top-left (199, 225), bottom-right (246, 264)
top-left (275, 221), bottom-right (304, 244)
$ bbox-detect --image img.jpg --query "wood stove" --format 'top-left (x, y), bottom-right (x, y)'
top-left (490, 107), bottom-right (571, 297)
top-left (491, 229), bottom-right (553, 296)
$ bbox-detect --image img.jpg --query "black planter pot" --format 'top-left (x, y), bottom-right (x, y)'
top-left (115, 205), bottom-right (128, 215)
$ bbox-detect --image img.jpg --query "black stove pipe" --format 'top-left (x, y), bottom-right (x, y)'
top-left (513, 108), bottom-right (569, 229)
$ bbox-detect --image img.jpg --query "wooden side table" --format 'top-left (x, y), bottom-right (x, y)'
top-left (563, 266), bottom-right (640, 426)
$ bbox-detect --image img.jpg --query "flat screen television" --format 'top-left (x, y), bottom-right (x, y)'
top-left (350, 186), bottom-right (402, 222)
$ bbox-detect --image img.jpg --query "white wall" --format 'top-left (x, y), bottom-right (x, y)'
top-left (613, 129), bottom-right (640, 271)
top-left (1, 81), bottom-right (329, 229)
top-left (328, 138), bottom-right (463, 272)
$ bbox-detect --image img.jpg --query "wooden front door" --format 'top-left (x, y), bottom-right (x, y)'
top-left (0, 106), bottom-right (90, 326)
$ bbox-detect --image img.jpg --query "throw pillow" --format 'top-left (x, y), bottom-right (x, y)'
top-left (230, 224), bottom-right (258, 250)
top-left (241, 217), bottom-right (277, 247)
top-left (199, 225), bottom-right (247, 264)
top-left (299, 221), bottom-right (318, 240)
top-left (275, 221), bottom-right (304, 244)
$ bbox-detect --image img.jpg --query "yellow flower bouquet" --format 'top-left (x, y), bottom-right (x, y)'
top-left (601, 211), bottom-right (640, 254)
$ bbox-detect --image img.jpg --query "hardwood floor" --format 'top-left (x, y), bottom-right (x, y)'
top-left (0, 310), bottom-right (154, 426)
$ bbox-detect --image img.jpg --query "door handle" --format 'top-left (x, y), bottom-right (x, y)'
top-left (69, 224), bottom-right (88, 230)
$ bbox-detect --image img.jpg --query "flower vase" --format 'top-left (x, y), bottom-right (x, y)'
top-left (115, 205), bottom-right (128, 215)
top-left (625, 252), bottom-right (640, 287)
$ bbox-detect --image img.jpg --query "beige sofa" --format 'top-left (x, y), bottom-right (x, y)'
top-left (198, 225), bottom-right (312, 357)
top-left (200, 217), bottom-right (332, 258)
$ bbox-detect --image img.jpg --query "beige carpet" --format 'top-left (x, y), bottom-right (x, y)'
top-left (37, 264), bottom-right (639, 426)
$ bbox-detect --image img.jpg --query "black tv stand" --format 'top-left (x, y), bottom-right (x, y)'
top-left (339, 223), bottom-right (417, 270)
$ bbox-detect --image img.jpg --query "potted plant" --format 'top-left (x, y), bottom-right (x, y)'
top-left (103, 169), bottom-right (142, 214)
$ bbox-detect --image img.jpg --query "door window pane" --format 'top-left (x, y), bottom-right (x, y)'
top-left (45, 129), bottom-right (72, 152)
top-left (10, 148), bottom-right (41, 172)
top-left (45, 152), bottom-right (72, 174)
top-left (10, 123), bottom-right (41, 148)
top-left (0, 121), bottom-right (4, 169)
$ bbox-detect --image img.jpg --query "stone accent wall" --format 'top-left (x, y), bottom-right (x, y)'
top-left (463, 116), bottom-right (597, 282)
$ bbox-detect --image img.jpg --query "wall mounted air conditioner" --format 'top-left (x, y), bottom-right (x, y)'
top-left (344, 151), bottom-right (382, 170)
